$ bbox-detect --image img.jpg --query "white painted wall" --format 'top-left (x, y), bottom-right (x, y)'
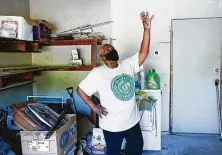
top-left (29, 0), bottom-right (112, 99)
top-left (111, 0), bottom-right (172, 131)
top-left (29, 0), bottom-right (112, 36)
top-left (173, 0), bottom-right (222, 18)
top-left (111, 0), bottom-right (222, 132)
top-left (29, 0), bottom-right (222, 132)
top-left (1, 0), bottom-right (30, 17)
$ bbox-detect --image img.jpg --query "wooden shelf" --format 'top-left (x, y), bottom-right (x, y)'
top-left (0, 38), bottom-right (41, 53)
top-left (43, 38), bottom-right (97, 68)
top-left (45, 38), bottom-right (98, 46)
top-left (0, 37), bottom-right (98, 69)
top-left (0, 81), bottom-right (36, 92)
top-left (43, 66), bottom-right (93, 71)
top-left (0, 65), bottom-right (41, 71)
top-left (0, 68), bottom-right (44, 77)
top-left (0, 67), bottom-right (42, 90)
top-left (0, 65), bottom-right (92, 73)
top-left (0, 38), bottom-right (98, 68)
top-left (0, 64), bottom-right (92, 90)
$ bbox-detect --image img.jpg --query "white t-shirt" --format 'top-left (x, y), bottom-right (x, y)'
top-left (79, 53), bottom-right (140, 132)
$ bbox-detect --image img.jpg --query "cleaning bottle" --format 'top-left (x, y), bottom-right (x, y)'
top-left (146, 69), bottom-right (160, 90)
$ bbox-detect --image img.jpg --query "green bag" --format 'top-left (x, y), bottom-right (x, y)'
top-left (146, 69), bottom-right (160, 90)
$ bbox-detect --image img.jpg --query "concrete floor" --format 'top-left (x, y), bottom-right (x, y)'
top-left (143, 133), bottom-right (222, 155)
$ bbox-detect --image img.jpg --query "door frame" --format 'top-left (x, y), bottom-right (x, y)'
top-left (169, 17), bottom-right (222, 137)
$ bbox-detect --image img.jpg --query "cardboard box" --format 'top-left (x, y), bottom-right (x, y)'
top-left (11, 101), bottom-right (93, 154)
top-left (0, 16), bottom-right (55, 42)
top-left (0, 16), bottom-right (34, 41)
top-left (77, 116), bottom-right (94, 140)
top-left (32, 19), bottom-right (55, 43)
top-left (11, 101), bottom-right (93, 139)
top-left (11, 101), bottom-right (43, 131)
top-left (20, 115), bottom-right (77, 155)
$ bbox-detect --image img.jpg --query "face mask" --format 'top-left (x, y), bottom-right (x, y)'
top-left (105, 48), bottom-right (119, 61)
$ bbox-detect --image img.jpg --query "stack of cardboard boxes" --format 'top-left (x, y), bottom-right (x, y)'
top-left (11, 102), bottom-right (93, 155)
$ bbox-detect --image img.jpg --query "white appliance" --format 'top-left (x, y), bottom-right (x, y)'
top-left (139, 89), bottom-right (161, 151)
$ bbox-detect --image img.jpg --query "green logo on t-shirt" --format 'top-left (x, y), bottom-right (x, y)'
top-left (111, 74), bottom-right (135, 101)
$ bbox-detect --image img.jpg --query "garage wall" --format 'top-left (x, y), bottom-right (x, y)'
top-left (0, 0), bottom-right (30, 17)
top-left (0, 0), bottom-right (33, 108)
top-left (111, 0), bottom-right (222, 131)
top-left (29, 0), bottom-right (222, 131)
top-left (29, 0), bottom-right (112, 115)
top-left (173, 0), bottom-right (222, 18)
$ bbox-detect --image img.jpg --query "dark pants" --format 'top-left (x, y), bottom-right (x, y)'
top-left (103, 123), bottom-right (144, 155)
